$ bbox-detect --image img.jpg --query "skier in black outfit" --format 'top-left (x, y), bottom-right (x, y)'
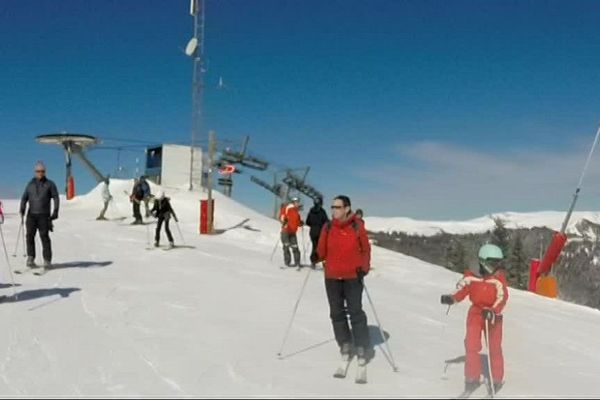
top-left (305, 197), bottom-right (329, 268)
top-left (130, 178), bottom-right (144, 225)
top-left (152, 191), bottom-right (178, 248)
top-left (19, 161), bottom-right (59, 270)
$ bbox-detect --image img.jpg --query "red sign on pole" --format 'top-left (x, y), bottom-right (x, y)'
top-left (218, 165), bottom-right (236, 175)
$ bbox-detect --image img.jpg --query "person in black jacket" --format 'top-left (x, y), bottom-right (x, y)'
top-left (305, 197), bottom-right (329, 268)
top-left (139, 176), bottom-right (152, 218)
top-left (130, 178), bottom-right (144, 225)
top-left (151, 191), bottom-right (178, 248)
top-left (19, 161), bottom-right (60, 269)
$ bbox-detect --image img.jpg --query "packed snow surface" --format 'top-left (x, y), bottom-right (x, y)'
top-left (0, 179), bottom-right (598, 397)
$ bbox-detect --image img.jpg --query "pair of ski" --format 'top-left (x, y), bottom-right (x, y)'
top-left (333, 354), bottom-right (367, 384)
top-left (455, 380), bottom-right (500, 399)
top-left (146, 245), bottom-right (177, 251)
top-left (279, 265), bottom-right (316, 271)
top-left (14, 266), bottom-right (48, 276)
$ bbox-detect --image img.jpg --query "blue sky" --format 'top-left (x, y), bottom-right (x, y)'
top-left (4, 0), bottom-right (600, 219)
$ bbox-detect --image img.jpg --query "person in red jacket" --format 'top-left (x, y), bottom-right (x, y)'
top-left (318, 195), bottom-right (372, 364)
top-left (280, 197), bottom-right (303, 267)
top-left (441, 244), bottom-right (509, 394)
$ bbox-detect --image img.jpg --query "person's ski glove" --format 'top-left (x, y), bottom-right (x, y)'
top-left (440, 295), bottom-right (455, 305)
top-left (356, 268), bottom-right (368, 281)
top-left (481, 309), bottom-right (495, 322)
top-left (48, 219), bottom-right (54, 232)
top-left (50, 211), bottom-right (58, 221)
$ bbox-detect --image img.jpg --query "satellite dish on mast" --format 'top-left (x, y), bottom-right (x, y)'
top-left (185, 38), bottom-right (198, 56)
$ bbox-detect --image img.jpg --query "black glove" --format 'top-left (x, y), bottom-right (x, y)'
top-left (51, 211), bottom-right (58, 221)
top-left (482, 309), bottom-right (495, 322)
top-left (48, 219), bottom-right (54, 232)
top-left (356, 268), bottom-right (368, 280)
top-left (440, 295), bottom-right (455, 305)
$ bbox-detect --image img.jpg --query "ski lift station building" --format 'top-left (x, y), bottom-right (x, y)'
top-left (145, 144), bottom-right (203, 189)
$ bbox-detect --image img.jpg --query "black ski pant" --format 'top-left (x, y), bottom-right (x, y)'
top-left (26, 213), bottom-right (52, 262)
top-left (155, 216), bottom-right (174, 244)
top-left (325, 277), bottom-right (371, 351)
top-left (132, 201), bottom-right (142, 223)
top-left (281, 231), bottom-right (300, 266)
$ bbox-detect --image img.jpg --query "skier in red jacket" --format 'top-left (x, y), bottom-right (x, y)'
top-left (318, 195), bottom-right (372, 366)
top-left (279, 197), bottom-right (303, 267)
top-left (441, 244), bottom-right (509, 395)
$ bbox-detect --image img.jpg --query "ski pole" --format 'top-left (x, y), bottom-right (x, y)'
top-left (484, 319), bottom-right (496, 398)
top-left (561, 124), bottom-right (600, 233)
top-left (12, 221), bottom-right (22, 258)
top-left (364, 282), bottom-right (399, 372)
top-left (145, 223), bottom-right (151, 248)
top-left (441, 304), bottom-right (452, 379)
top-left (0, 226), bottom-right (18, 300)
top-left (270, 237), bottom-right (280, 263)
top-left (21, 218), bottom-right (26, 257)
top-left (109, 198), bottom-right (122, 218)
top-left (301, 227), bottom-right (307, 265)
top-left (174, 219), bottom-right (186, 245)
top-left (277, 267), bottom-right (312, 357)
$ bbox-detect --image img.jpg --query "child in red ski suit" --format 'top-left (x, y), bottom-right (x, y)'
top-left (441, 246), bottom-right (509, 393)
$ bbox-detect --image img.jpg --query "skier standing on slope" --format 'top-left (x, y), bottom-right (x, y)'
top-left (317, 195), bottom-right (373, 373)
top-left (139, 176), bottom-right (152, 218)
top-left (305, 197), bottom-right (329, 269)
top-left (151, 191), bottom-right (178, 249)
top-left (19, 161), bottom-right (59, 271)
top-left (97, 176), bottom-right (113, 221)
top-left (441, 244), bottom-right (509, 395)
top-left (279, 197), bottom-right (303, 267)
top-left (130, 178), bottom-right (144, 225)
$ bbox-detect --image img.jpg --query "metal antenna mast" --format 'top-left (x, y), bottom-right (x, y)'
top-left (188, 0), bottom-right (206, 190)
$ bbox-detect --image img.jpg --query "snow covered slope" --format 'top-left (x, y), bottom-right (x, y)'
top-left (0, 180), bottom-right (598, 397)
top-left (366, 211), bottom-right (600, 236)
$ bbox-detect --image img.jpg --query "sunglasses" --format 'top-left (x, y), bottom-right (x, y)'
top-left (331, 205), bottom-right (344, 210)
top-left (35, 170), bottom-right (46, 173)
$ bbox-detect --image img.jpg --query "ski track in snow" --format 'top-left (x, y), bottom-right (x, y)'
top-left (139, 355), bottom-right (187, 396)
top-left (0, 181), bottom-right (600, 396)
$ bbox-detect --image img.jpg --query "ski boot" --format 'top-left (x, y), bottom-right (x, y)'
top-left (168, 241), bottom-right (175, 249)
top-left (355, 346), bottom-right (368, 384)
top-left (340, 342), bottom-right (353, 357)
top-left (464, 380), bottom-right (481, 393)
top-left (493, 381), bottom-right (504, 394)
top-left (154, 241), bottom-right (160, 248)
top-left (26, 257), bottom-right (36, 268)
top-left (356, 346), bottom-right (368, 364)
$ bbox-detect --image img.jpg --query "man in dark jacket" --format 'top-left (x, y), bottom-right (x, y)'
top-left (139, 176), bottom-right (152, 218)
top-left (20, 161), bottom-right (60, 269)
top-left (305, 197), bottom-right (329, 268)
top-left (130, 178), bottom-right (144, 225)
top-left (151, 191), bottom-right (178, 248)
